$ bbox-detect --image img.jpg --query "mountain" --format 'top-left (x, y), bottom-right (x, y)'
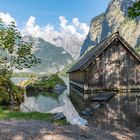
top-left (81, 0), bottom-right (140, 56)
top-left (24, 36), bottom-right (74, 73)
top-left (52, 35), bottom-right (83, 60)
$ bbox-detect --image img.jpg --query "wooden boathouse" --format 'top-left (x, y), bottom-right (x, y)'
top-left (68, 32), bottom-right (140, 92)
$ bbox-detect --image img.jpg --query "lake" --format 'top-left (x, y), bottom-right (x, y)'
top-left (12, 77), bottom-right (140, 128)
top-left (70, 85), bottom-right (140, 130)
top-left (11, 77), bottom-right (69, 113)
top-left (12, 76), bottom-right (87, 125)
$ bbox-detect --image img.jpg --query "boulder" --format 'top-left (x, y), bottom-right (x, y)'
top-left (53, 113), bottom-right (66, 120)
top-left (52, 84), bottom-right (67, 94)
top-left (81, 108), bottom-right (93, 116)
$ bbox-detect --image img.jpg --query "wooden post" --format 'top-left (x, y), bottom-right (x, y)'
top-left (84, 69), bottom-right (89, 91)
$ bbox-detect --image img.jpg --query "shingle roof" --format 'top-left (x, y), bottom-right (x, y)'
top-left (67, 32), bottom-right (140, 73)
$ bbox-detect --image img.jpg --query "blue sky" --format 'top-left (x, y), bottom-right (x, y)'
top-left (0, 0), bottom-right (111, 55)
top-left (0, 0), bottom-right (110, 26)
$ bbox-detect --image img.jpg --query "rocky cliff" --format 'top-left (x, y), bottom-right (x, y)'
top-left (81, 0), bottom-right (140, 56)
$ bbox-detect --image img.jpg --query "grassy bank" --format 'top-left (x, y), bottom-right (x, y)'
top-left (0, 106), bottom-right (68, 125)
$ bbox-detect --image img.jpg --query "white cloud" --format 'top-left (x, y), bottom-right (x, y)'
top-left (59, 16), bottom-right (68, 28)
top-left (79, 23), bottom-right (90, 34)
top-left (72, 18), bottom-right (80, 27)
top-left (26, 16), bottom-right (36, 27)
top-left (22, 16), bottom-right (89, 59)
top-left (24, 16), bottom-right (41, 37)
top-left (0, 12), bottom-right (89, 59)
top-left (0, 12), bottom-right (16, 25)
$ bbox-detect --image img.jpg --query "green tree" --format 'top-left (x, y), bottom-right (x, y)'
top-left (128, 1), bottom-right (140, 18)
top-left (0, 19), bottom-right (41, 79)
top-left (0, 19), bottom-right (41, 107)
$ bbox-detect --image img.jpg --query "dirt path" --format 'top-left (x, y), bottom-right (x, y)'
top-left (0, 120), bottom-right (140, 140)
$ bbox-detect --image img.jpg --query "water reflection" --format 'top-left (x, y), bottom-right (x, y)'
top-left (11, 77), bottom-right (67, 112)
top-left (20, 92), bottom-right (65, 112)
top-left (12, 77), bottom-right (140, 128)
top-left (19, 77), bottom-right (69, 112)
top-left (94, 92), bottom-right (140, 130)
top-left (19, 77), bottom-right (87, 125)
top-left (70, 85), bottom-right (140, 130)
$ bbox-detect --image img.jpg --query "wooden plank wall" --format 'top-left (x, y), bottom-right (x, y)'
top-left (69, 40), bottom-right (140, 91)
top-left (69, 71), bottom-right (85, 84)
top-left (86, 41), bottom-right (140, 90)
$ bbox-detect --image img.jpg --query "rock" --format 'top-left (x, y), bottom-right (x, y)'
top-left (26, 85), bottom-right (40, 96)
top-left (80, 126), bottom-right (91, 138)
top-left (81, 0), bottom-right (140, 56)
top-left (53, 113), bottom-right (66, 120)
top-left (53, 84), bottom-right (67, 94)
top-left (26, 85), bottom-right (36, 92)
top-left (63, 129), bottom-right (72, 134)
top-left (81, 108), bottom-right (93, 116)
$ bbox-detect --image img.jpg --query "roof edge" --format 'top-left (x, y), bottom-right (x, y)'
top-left (67, 32), bottom-right (140, 73)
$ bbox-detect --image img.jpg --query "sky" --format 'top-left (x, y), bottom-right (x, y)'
top-left (0, 0), bottom-right (111, 54)
top-left (0, 0), bottom-right (110, 27)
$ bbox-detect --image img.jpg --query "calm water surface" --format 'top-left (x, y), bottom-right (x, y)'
top-left (70, 86), bottom-right (140, 130)
top-left (12, 77), bottom-right (140, 128)
top-left (12, 77), bottom-right (69, 112)
top-left (12, 76), bottom-right (86, 125)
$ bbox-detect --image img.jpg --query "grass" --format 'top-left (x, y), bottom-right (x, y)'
top-left (0, 106), bottom-right (68, 125)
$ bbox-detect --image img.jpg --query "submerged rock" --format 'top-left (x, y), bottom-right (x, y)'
top-left (53, 84), bottom-right (67, 94)
top-left (53, 113), bottom-right (66, 120)
top-left (81, 108), bottom-right (93, 116)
